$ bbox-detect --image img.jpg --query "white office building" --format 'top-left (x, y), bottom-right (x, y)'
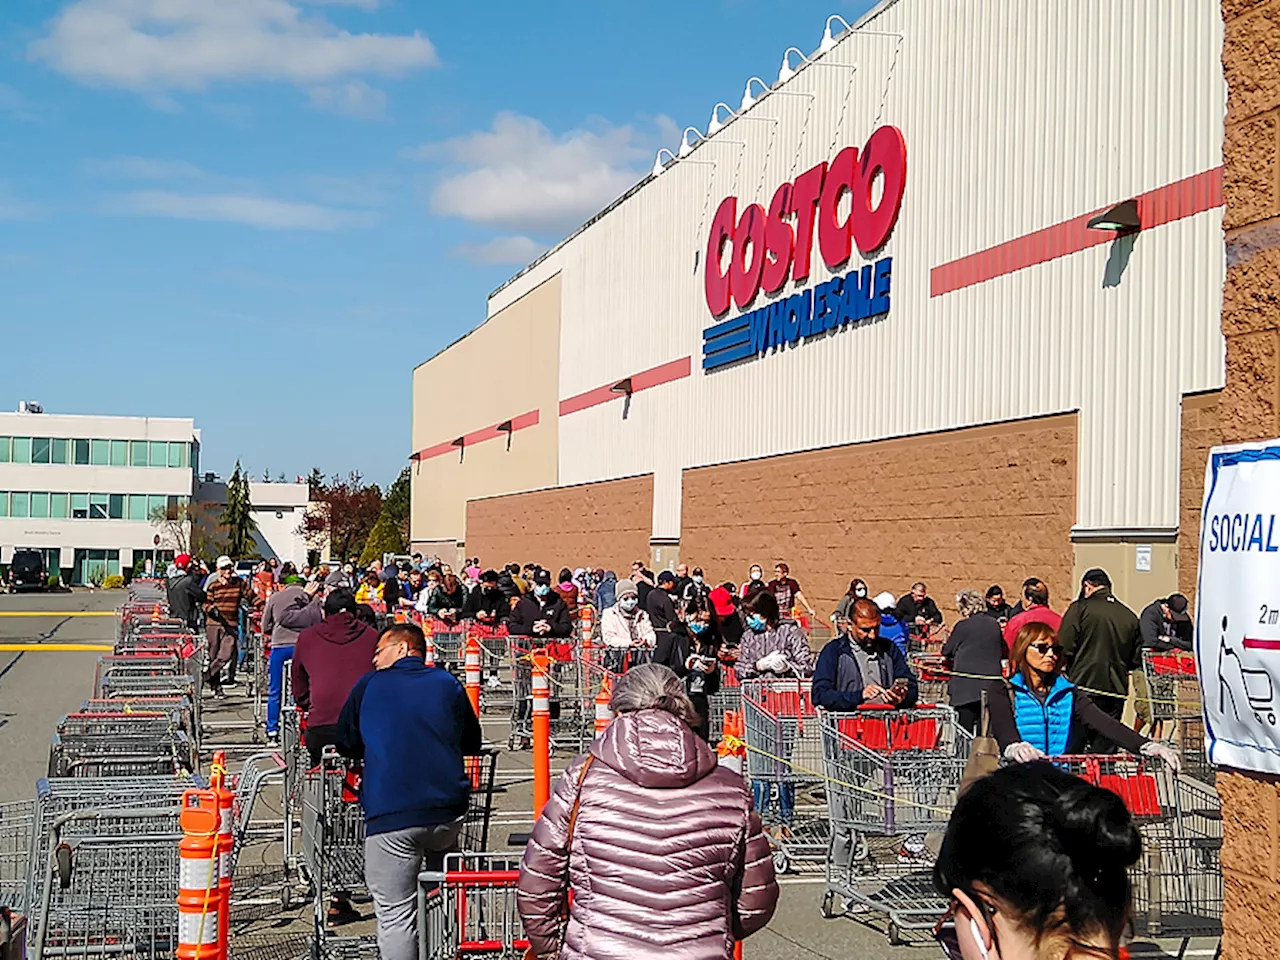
top-left (0, 405), bottom-right (200, 584)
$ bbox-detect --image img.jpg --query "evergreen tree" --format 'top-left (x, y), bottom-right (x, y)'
top-left (359, 509), bottom-right (405, 566)
top-left (383, 465), bottom-right (412, 544)
top-left (220, 461), bottom-right (259, 558)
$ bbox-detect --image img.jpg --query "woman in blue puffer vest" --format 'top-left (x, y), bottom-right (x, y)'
top-left (989, 622), bottom-right (1180, 767)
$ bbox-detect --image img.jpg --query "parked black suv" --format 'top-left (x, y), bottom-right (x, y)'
top-left (7, 550), bottom-right (46, 592)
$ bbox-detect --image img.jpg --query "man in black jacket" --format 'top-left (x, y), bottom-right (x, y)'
top-left (166, 554), bottom-right (205, 629)
top-left (508, 569), bottom-right (573, 644)
top-left (895, 582), bottom-right (944, 632)
top-left (463, 570), bottom-right (507, 626)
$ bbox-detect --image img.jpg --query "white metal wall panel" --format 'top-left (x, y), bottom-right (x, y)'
top-left (500, 0), bottom-right (1225, 538)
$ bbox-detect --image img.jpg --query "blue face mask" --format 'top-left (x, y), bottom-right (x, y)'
top-left (692, 576), bottom-right (704, 585)
top-left (534, 584), bottom-right (550, 597)
top-left (746, 614), bottom-right (767, 632)
top-left (689, 621), bottom-right (708, 635)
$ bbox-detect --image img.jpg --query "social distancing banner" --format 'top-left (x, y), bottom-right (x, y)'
top-left (1198, 440), bottom-right (1280, 775)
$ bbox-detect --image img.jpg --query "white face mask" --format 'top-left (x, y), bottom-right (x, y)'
top-left (750, 570), bottom-right (762, 581)
top-left (855, 587), bottom-right (867, 598)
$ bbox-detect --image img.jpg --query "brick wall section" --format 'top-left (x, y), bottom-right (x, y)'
top-left (1178, 391), bottom-right (1222, 599)
top-left (681, 414), bottom-right (1077, 620)
top-left (1219, 2), bottom-right (1280, 956)
top-left (465, 475), bottom-right (654, 573)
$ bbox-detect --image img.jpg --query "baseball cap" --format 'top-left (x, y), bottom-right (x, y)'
top-left (533, 568), bottom-right (552, 586)
top-left (873, 591), bottom-right (896, 612)
top-left (174, 553), bottom-right (191, 570)
top-left (709, 586), bottom-right (735, 617)
top-left (657, 570), bottom-right (676, 586)
top-left (216, 555), bottom-right (234, 570)
top-left (1081, 568), bottom-right (1111, 588)
top-left (1166, 593), bottom-right (1191, 621)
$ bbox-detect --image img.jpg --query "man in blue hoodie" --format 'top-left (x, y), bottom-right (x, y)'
top-left (336, 622), bottom-right (483, 960)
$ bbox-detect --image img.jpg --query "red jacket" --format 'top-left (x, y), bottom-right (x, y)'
top-left (291, 612), bottom-right (379, 728)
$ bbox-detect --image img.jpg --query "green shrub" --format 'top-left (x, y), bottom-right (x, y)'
top-left (102, 574), bottom-right (125, 589)
top-left (47, 575), bottom-right (60, 589)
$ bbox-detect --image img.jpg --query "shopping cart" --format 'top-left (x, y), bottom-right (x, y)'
top-left (507, 643), bottom-right (590, 753)
top-left (0, 799), bottom-right (33, 911)
top-left (907, 653), bottom-right (950, 705)
top-left (26, 806), bottom-right (183, 960)
top-left (47, 728), bottom-right (196, 778)
top-left (741, 679), bottom-right (829, 873)
top-left (906, 622), bottom-right (948, 656)
top-left (1141, 649), bottom-right (1201, 722)
top-left (820, 705), bottom-right (971, 942)
top-left (1177, 715), bottom-right (1213, 785)
top-left (471, 624), bottom-right (512, 714)
top-left (97, 673), bottom-right (196, 700)
top-left (418, 852), bottom-right (527, 960)
top-left (1045, 755), bottom-right (1221, 938)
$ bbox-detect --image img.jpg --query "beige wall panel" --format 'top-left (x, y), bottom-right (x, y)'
top-left (410, 275), bottom-right (562, 544)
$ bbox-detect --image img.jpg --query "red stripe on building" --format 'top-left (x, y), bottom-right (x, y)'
top-left (411, 409), bottom-right (540, 462)
top-left (558, 356), bottom-right (692, 416)
top-left (930, 167), bottom-right (1224, 297)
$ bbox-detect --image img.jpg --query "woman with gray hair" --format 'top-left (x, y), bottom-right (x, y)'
top-left (941, 588), bottom-right (1009, 733)
top-left (517, 663), bottom-right (779, 960)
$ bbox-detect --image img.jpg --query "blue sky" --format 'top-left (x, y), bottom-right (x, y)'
top-left (2, 0), bottom-right (876, 487)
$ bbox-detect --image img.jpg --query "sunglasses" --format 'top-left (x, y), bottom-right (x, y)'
top-left (1029, 641), bottom-right (1063, 657)
top-left (933, 898), bottom-right (995, 960)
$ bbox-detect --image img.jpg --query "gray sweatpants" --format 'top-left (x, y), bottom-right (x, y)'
top-left (364, 819), bottom-right (464, 960)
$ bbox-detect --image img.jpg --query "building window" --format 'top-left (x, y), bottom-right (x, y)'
top-left (128, 494), bottom-right (148, 521)
top-left (168, 442), bottom-right (183, 468)
top-left (148, 441), bottom-right (166, 468)
top-left (73, 439), bottom-right (89, 465)
top-left (29, 492), bottom-right (49, 518)
top-left (129, 440), bottom-right (146, 467)
top-left (0, 438), bottom-right (9, 463)
top-left (10, 493), bottom-right (28, 518)
top-left (108, 493), bottom-right (124, 520)
top-left (51, 438), bottom-right (69, 464)
top-left (110, 440), bottom-right (128, 467)
top-left (0, 492), bottom-right (7, 517)
top-left (148, 494), bottom-right (167, 518)
top-left (89, 493), bottom-right (109, 519)
top-left (90, 439), bottom-right (109, 465)
top-left (71, 493), bottom-right (88, 519)
top-left (50, 493), bottom-right (68, 519)
top-left (32, 438), bottom-right (51, 464)
top-left (12, 438), bottom-right (30, 464)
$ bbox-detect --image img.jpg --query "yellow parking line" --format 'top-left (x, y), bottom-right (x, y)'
top-left (0, 643), bottom-right (115, 651)
top-left (0, 611), bottom-right (116, 617)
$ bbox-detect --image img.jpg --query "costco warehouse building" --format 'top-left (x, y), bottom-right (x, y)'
top-left (410, 0), bottom-right (1227, 617)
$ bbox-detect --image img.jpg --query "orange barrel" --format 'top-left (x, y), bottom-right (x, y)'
top-left (177, 788), bottom-right (221, 960)
top-left (424, 620), bottom-right (436, 666)
top-left (210, 752), bottom-right (234, 960)
top-left (594, 673), bottom-right (614, 737)
top-left (531, 648), bottom-right (551, 816)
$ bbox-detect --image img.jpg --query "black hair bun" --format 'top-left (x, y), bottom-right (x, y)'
top-left (1051, 778), bottom-right (1142, 877)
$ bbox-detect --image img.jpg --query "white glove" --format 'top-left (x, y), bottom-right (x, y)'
top-left (757, 651), bottom-right (788, 673)
top-left (1141, 741), bottom-right (1182, 773)
top-left (1004, 742), bottom-right (1045, 764)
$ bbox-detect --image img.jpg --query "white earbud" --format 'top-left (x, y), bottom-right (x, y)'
top-left (970, 917), bottom-right (991, 960)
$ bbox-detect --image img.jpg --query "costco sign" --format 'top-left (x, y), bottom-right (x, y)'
top-left (701, 125), bottom-right (906, 370)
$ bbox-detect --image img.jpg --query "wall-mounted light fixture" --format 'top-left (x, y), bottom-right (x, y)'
top-left (819, 14), bottom-right (853, 53)
top-left (740, 75), bottom-right (816, 112)
top-left (1087, 199), bottom-right (1141, 233)
top-left (707, 102), bottom-right (779, 135)
top-left (451, 436), bottom-right (465, 462)
top-left (610, 378), bottom-right (633, 396)
top-left (652, 147), bottom-right (716, 178)
top-left (497, 419), bottom-right (514, 451)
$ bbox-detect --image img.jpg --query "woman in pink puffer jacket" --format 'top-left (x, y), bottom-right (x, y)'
top-left (517, 663), bottom-right (779, 960)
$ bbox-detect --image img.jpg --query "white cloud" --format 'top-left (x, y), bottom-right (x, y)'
top-left (307, 79), bottom-right (386, 119)
top-left (414, 112), bottom-right (652, 235)
top-left (83, 155), bottom-right (214, 181)
top-left (30, 0), bottom-right (438, 94)
top-left (105, 190), bottom-right (376, 229)
top-left (454, 235), bottom-right (547, 265)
